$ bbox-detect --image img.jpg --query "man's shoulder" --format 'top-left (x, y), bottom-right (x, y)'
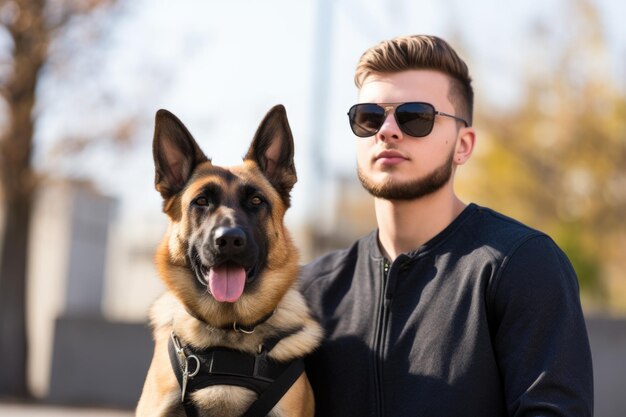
top-left (469, 204), bottom-right (541, 236)
top-left (463, 204), bottom-right (549, 257)
top-left (466, 204), bottom-right (576, 283)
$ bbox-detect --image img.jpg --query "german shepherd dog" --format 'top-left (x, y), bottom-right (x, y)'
top-left (136, 105), bottom-right (322, 417)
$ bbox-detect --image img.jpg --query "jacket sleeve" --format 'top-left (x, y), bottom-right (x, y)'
top-left (489, 234), bottom-right (593, 417)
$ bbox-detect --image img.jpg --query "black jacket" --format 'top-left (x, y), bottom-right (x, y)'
top-left (300, 204), bottom-right (593, 417)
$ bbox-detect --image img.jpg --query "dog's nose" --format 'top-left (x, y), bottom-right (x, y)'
top-left (213, 226), bottom-right (247, 255)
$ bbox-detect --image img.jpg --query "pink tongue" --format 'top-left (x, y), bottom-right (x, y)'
top-left (207, 264), bottom-right (246, 303)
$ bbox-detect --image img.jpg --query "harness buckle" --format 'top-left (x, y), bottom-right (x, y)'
top-left (252, 348), bottom-right (274, 383)
top-left (171, 331), bottom-right (201, 402)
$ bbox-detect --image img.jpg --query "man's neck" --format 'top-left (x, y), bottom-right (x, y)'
top-left (375, 189), bottom-right (466, 261)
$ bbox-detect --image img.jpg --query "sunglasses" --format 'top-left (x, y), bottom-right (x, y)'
top-left (347, 102), bottom-right (470, 138)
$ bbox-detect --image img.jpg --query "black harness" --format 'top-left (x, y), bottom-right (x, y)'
top-left (168, 328), bottom-right (305, 417)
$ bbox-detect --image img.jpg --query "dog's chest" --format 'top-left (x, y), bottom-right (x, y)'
top-left (187, 385), bottom-right (283, 417)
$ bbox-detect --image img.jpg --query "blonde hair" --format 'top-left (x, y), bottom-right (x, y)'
top-left (355, 35), bottom-right (473, 125)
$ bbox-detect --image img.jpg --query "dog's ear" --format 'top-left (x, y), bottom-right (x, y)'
top-left (245, 105), bottom-right (296, 205)
top-left (153, 109), bottom-right (209, 200)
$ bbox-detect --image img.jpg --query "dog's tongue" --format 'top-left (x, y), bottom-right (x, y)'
top-left (207, 264), bottom-right (246, 303)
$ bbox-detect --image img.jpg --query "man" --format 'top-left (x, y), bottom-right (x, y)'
top-left (300, 35), bottom-right (593, 417)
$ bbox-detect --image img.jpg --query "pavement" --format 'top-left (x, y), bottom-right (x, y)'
top-left (0, 403), bottom-right (133, 416)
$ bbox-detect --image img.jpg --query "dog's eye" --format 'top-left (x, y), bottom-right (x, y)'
top-left (249, 196), bottom-right (264, 206)
top-left (194, 196), bottom-right (209, 206)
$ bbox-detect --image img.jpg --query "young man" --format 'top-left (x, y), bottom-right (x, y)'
top-left (300, 35), bottom-right (593, 417)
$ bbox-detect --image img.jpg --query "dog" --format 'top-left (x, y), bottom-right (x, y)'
top-left (136, 105), bottom-right (322, 417)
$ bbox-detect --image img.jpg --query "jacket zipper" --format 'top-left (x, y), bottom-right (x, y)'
top-left (374, 258), bottom-right (390, 417)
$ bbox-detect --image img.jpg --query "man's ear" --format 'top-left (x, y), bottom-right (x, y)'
top-left (153, 109), bottom-right (209, 200)
top-left (244, 105), bottom-right (296, 205)
top-left (454, 126), bottom-right (476, 166)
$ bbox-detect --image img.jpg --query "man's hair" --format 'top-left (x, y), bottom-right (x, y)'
top-left (355, 34), bottom-right (474, 125)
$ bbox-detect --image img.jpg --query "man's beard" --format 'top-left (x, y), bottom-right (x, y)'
top-left (357, 150), bottom-right (454, 201)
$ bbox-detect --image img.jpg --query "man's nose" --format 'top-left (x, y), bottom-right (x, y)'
top-left (376, 111), bottom-right (403, 142)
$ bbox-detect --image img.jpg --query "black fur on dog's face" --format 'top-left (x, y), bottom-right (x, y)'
top-left (185, 167), bottom-right (269, 302)
top-left (152, 105), bottom-right (299, 327)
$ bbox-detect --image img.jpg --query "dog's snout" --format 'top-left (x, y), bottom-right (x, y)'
top-left (214, 226), bottom-right (247, 254)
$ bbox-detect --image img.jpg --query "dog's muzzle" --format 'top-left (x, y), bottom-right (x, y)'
top-left (188, 227), bottom-right (260, 303)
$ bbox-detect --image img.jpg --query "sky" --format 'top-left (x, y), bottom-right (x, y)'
top-left (27, 0), bottom-right (626, 233)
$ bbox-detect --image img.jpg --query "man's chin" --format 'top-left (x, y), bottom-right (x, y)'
top-left (357, 163), bottom-right (453, 201)
top-left (360, 179), bottom-right (433, 201)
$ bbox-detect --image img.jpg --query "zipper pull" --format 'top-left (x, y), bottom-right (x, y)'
top-left (383, 259), bottom-right (393, 307)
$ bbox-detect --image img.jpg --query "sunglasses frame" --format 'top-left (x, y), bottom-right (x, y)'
top-left (347, 102), bottom-right (470, 138)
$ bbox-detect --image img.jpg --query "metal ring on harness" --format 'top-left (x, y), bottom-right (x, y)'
top-left (234, 321), bottom-right (255, 334)
top-left (186, 354), bottom-right (200, 378)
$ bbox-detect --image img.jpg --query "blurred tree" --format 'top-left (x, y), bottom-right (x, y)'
top-left (463, 0), bottom-right (626, 306)
top-left (0, 0), bottom-right (117, 398)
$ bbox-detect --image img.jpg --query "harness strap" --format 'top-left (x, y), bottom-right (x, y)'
top-left (168, 328), bottom-right (304, 417)
top-left (242, 358), bottom-right (304, 417)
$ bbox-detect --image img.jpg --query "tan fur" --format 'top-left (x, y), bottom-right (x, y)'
top-left (137, 288), bottom-right (322, 417)
top-left (137, 110), bottom-right (322, 417)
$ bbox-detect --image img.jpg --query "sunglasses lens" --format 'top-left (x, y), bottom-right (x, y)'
top-left (349, 104), bottom-right (385, 137)
top-left (396, 102), bottom-right (435, 137)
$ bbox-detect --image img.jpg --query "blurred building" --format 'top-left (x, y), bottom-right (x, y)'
top-left (26, 179), bottom-right (154, 407)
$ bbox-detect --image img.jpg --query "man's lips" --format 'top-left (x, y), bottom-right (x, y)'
top-left (375, 150), bottom-right (408, 165)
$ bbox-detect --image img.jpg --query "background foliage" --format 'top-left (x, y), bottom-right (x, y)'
top-left (460, 1), bottom-right (626, 309)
